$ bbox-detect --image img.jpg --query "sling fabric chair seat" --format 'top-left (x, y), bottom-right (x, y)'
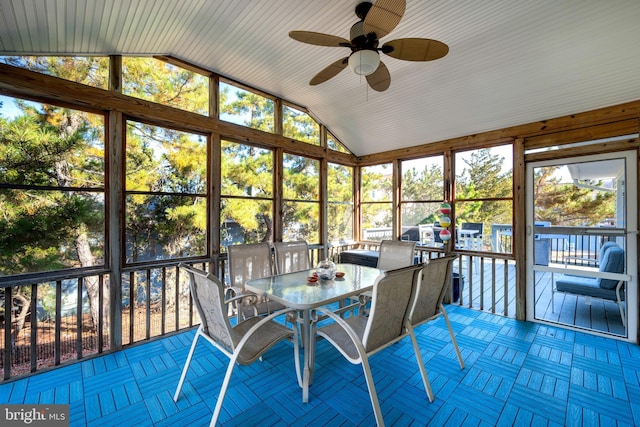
top-left (315, 263), bottom-right (430, 427)
top-left (173, 264), bottom-right (300, 426)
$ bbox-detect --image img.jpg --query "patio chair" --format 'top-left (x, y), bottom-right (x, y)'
top-left (315, 263), bottom-right (431, 426)
top-left (273, 240), bottom-right (311, 274)
top-left (418, 223), bottom-right (433, 244)
top-left (227, 242), bottom-right (284, 320)
top-left (377, 239), bottom-right (417, 270)
top-left (408, 255), bottom-right (464, 370)
top-left (174, 264), bottom-right (300, 426)
top-left (354, 239), bottom-right (417, 315)
top-left (563, 240), bottom-right (618, 268)
top-left (432, 221), bottom-right (444, 245)
top-left (553, 244), bottom-right (626, 326)
top-left (460, 222), bottom-right (483, 250)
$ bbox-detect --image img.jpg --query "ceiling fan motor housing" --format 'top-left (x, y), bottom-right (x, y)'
top-left (354, 1), bottom-right (373, 20)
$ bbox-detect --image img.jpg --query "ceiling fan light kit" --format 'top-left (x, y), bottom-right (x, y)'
top-left (289, 0), bottom-right (448, 92)
top-left (349, 50), bottom-right (380, 76)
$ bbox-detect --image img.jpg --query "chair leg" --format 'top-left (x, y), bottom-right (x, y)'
top-left (618, 301), bottom-right (627, 327)
top-left (551, 273), bottom-right (555, 312)
top-left (407, 325), bottom-right (434, 402)
top-left (292, 321), bottom-right (302, 388)
top-left (211, 357), bottom-right (238, 426)
top-left (173, 327), bottom-right (201, 402)
top-left (616, 285), bottom-right (626, 327)
top-left (440, 304), bottom-right (464, 369)
top-left (360, 356), bottom-right (385, 427)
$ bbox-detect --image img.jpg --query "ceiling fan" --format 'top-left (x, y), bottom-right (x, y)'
top-left (289, 0), bottom-right (449, 92)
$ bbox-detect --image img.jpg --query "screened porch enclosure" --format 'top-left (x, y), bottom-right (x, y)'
top-left (1, 57), bottom-right (639, 385)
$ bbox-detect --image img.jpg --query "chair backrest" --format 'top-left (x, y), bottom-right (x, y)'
top-left (461, 222), bottom-right (483, 237)
top-left (598, 241), bottom-right (619, 262)
top-left (180, 263), bottom-right (237, 352)
top-left (227, 242), bottom-right (274, 290)
top-left (377, 240), bottom-right (417, 270)
top-left (363, 264), bottom-right (424, 352)
top-left (418, 224), bottom-right (432, 243)
top-left (273, 240), bottom-right (311, 274)
top-left (598, 245), bottom-right (625, 289)
top-left (432, 222), bottom-right (446, 244)
top-left (408, 255), bottom-right (457, 326)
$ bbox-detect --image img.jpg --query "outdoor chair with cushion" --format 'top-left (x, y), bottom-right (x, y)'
top-left (553, 244), bottom-right (626, 326)
top-left (174, 264), bottom-right (300, 426)
top-left (563, 240), bottom-right (618, 269)
top-left (314, 264), bottom-right (431, 426)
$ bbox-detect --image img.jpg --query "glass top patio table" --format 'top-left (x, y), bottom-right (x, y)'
top-left (246, 262), bottom-right (384, 403)
top-left (245, 263), bottom-right (383, 309)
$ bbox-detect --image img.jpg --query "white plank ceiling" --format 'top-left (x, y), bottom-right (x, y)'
top-left (1, 0), bottom-right (639, 156)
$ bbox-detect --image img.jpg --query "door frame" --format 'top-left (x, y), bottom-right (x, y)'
top-left (525, 150), bottom-right (637, 342)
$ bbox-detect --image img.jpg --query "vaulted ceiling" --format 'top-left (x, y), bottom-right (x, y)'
top-left (1, 0), bottom-right (640, 156)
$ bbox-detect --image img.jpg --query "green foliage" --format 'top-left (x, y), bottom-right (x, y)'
top-left (282, 105), bottom-right (320, 145)
top-left (360, 164), bottom-right (393, 234)
top-left (328, 164), bottom-right (354, 243)
top-left (122, 57), bottom-right (209, 115)
top-left (534, 166), bottom-right (615, 226)
top-left (220, 140), bottom-right (274, 243)
top-left (401, 160), bottom-right (445, 226)
top-left (219, 83), bottom-right (275, 132)
top-left (0, 97), bottom-right (104, 274)
top-left (455, 148), bottom-right (512, 227)
top-left (0, 56), bottom-right (109, 89)
top-left (124, 122), bottom-right (207, 261)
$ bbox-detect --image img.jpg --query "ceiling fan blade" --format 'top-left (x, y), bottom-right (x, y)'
top-left (366, 61), bottom-right (391, 92)
top-left (382, 38), bottom-right (449, 61)
top-left (363, 0), bottom-right (406, 39)
top-left (310, 57), bottom-right (349, 85)
top-left (289, 31), bottom-right (351, 47)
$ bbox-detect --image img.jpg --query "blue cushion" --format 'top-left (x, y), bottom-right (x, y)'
top-left (598, 246), bottom-right (624, 289)
top-left (555, 275), bottom-right (621, 301)
top-left (598, 241), bottom-right (618, 263)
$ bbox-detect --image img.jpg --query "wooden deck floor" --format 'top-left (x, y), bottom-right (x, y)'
top-left (1, 305), bottom-right (639, 426)
top-left (452, 257), bottom-right (517, 317)
top-left (454, 259), bottom-right (625, 337)
top-left (532, 269), bottom-right (626, 336)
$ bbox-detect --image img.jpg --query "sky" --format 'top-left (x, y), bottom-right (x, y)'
top-left (0, 94), bottom-right (24, 118)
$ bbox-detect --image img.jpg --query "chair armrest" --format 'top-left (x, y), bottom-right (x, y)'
top-left (224, 286), bottom-right (260, 320)
top-left (224, 285), bottom-right (245, 299)
top-left (225, 292), bottom-right (258, 307)
top-left (224, 285), bottom-right (259, 304)
top-left (331, 301), bottom-right (363, 317)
